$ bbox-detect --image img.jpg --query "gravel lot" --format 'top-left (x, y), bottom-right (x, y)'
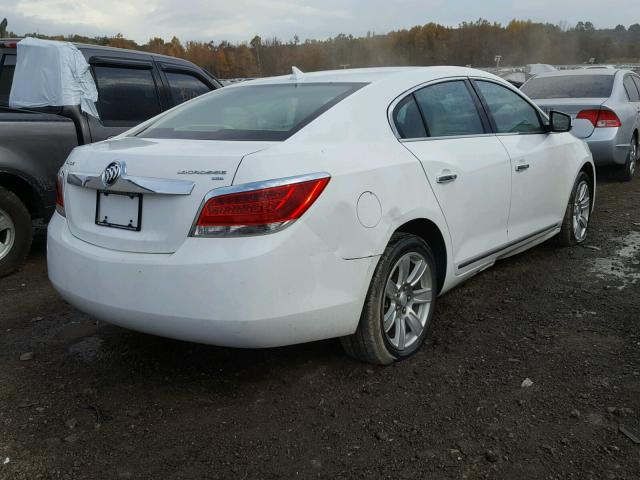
top-left (1, 170), bottom-right (639, 480)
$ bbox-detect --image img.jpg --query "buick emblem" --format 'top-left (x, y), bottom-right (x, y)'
top-left (101, 161), bottom-right (123, 187)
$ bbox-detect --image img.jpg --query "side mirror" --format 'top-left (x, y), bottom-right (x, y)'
top-left (549, 110), bottom-right (572, 133)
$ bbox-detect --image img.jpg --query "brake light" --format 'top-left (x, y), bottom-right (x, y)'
top-left (0, 41), bottom-right (18, 48)
top-left (576, 109), bottom-right (621, 128)
top-left (55, 170), bottom-right (65, 217)
top-left (192, 174), bottom-right (330, 237)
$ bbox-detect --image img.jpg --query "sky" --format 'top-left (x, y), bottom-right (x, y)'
top-left (3, 0), bottom-right (640, 43)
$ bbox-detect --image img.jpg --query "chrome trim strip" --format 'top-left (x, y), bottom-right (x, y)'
top-left (67, 173), bottom-right (195, 195)
top-left (189, 171), bottom-right (331, 237)
top-left (457, 224), bottom-right (560, 270)
top-left (400, 133), bottom-right (496, 143)
top-left (495, 132), bottom-right (547, 137)
top-left (202, 171), bottom-right (331, 201)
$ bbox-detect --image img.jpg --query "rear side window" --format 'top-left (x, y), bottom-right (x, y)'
top-left (393, 95), bottom-right (427, 139)
top-left (623, 75), bottom-right (640, 102)
top-left (138, 83), bottom-right (365, 141)
top-left (475, 81), bottom-right (543, 134)
top-left (0, 54), bottom-right (16, 106)
top-left (165, 71), bottom-right (211, 106)
top-left (413, 81), bottom-right (484, 137)
top-left (634, 76), bottom-right (640, 99)
top-left (521, 75), bottom-right (614, 99)
top-left (93, 66), bottom-right (161, 126)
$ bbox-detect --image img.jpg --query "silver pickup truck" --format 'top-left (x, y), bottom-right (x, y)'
top-left (0, 39), bottom-right (221, 276)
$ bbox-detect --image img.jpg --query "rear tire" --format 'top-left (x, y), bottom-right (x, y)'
top-left (556, 172), bottom-right (591, 247)
top-left (619, 133), bottom-right (637, 182)
top-left (0, 186), bottom-right (32, 277)
top-left (341, 233), bottom-right (437, 365)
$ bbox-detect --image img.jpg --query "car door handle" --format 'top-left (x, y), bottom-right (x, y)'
top-left (436, 172), bottom-right (458, 183)
top-left (515, 163), bottom-right (530, 172)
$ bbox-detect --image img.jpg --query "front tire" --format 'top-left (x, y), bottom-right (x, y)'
top-left (341, 233), bottom-right (437, 365)
top-left (0, 186), bottom-right (32, 277)
top-left (556, 172), bottom-right (591, 247)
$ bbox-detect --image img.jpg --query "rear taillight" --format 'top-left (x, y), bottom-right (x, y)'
top-left (576, 109), bottom-right (621, 128)
top-left (192, 173), bottom-right (330, 237)
top-left (0, 41), bottom-right (18, 48)
top-left (55, 170), bottom-right (65, 217)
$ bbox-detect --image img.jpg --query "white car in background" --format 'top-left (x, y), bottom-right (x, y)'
top-left (48, 66), bottom-right (595, 364)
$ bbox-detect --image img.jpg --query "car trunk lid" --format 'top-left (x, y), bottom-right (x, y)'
top-left (64, 137), bottom-right (273, 253)
top-left (534, 98), bottom-right (608, 138)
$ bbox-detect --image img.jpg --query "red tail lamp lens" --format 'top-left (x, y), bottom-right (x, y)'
top-left (577, 109), bottom-right (621, 128)
top-left (194, 176), bottom-right (330, 236)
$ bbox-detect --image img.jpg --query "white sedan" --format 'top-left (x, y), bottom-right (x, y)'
top-left (48, 66), bottom-right (595, 364)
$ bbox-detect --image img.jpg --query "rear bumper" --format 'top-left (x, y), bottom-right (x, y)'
top-left (47, 214), bottom-right (376, 348)
top-left (584, 128), bottom-right (628, 166)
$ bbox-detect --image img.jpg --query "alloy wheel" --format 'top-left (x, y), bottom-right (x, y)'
top-left (630, 138), bottom-right (637, 177)
top-left (382, 252), bottom-right (433, 351)
top-left (572, 180), bottom-right (590, 242)
top-left (0, 207), bottom-right (15, 262)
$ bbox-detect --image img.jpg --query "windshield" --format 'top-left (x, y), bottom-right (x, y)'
top-left (137, 82), bottom-right (366, 141)
top-left (521, 75), bottom-right (615, 99)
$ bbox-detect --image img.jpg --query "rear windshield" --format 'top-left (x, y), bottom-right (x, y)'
top-left (521, 75), bottom-right (614, 99)
top-left (137, 82), bottom-right (366, 141)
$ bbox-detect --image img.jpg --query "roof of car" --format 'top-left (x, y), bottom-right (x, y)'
top-left (0, 38), bottom-right (193, 64)
top-left (238, 66), bottom-right (496, 86)
top-left (71, 42), bottom-right (189, 63)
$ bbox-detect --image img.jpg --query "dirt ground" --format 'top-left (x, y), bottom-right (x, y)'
top-left (1, 169), bottom-right (639, 480)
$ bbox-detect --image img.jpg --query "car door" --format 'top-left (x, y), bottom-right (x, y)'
top-left (624, 74), bottom-right (640, 135)
top-left (395, 79), bottom-right (512, 272)
top-left (87, 58), bottom-right (165, 142)
top-left (472, 79), bottom-right (571, 242)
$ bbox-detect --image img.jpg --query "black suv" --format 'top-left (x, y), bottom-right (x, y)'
top-left (0, 39), bottom-right (221, 276)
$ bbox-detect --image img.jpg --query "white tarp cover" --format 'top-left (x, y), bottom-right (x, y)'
top-left (9, 37), bottom-right (99, 117)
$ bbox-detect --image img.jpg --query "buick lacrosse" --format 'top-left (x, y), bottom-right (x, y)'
top-left (48, 67), bottom-right (595, 364)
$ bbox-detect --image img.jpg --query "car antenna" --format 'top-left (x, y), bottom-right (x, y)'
top-left (291, 66), bottom-right (304, 82)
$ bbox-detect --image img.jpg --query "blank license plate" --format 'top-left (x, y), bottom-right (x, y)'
top-left (95, 191), bottom-right (142, 231)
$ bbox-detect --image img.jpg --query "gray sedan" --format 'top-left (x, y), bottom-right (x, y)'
top-left (522, 69), bottom-right (640, 181)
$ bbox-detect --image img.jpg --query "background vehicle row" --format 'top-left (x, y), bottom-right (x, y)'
top-left (522, 68), bottom-right (640, 181)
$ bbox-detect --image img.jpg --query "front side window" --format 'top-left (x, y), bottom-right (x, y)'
top-left (413, 81), bottom-right (485, 138)
top-left (166, 71), bottom-right (211, 106)
top-left (623, 75), bottom-right (640, 102)
top-left (93, 66), bottom-right (161, 125)
top-left (393, 95), bottom-right (427, 139)
top-left (138, 83), bottom-right (364, 141)
top-left (475, 81), bottom-right (543, 134)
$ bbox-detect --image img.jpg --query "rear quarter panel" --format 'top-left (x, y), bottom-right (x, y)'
top-left (0, 113), bottom-right (77, 216)
top-left (233, 82), bottom-right (454, 284)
